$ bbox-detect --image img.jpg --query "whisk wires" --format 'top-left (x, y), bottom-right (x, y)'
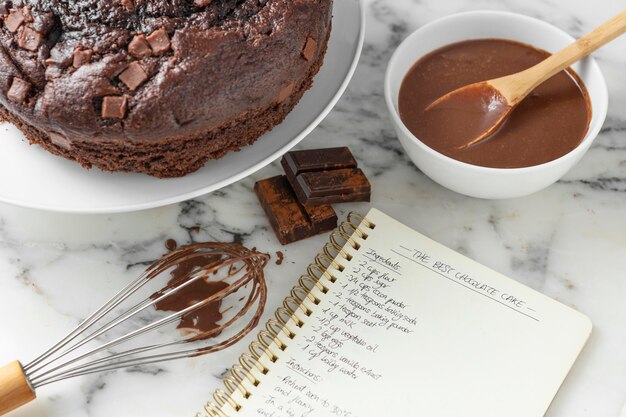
top-left (22, 243), bottom-right (268, 389)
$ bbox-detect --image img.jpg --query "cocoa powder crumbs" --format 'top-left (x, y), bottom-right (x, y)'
top-left (275, 251), bottom-right (284, 265)
top-left (165, 238), bottom-right (177, 251)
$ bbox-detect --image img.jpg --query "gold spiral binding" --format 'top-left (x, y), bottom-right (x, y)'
top-left (291, 285), bottom-right (321, 306)
top-left (258, 330), bottom-right (285, 354)
top-left (299, 274), bottom-right (327, 295)
top-left (284, 295), bottom-right (311, 318)
top-left (197, 212), bottom-right (372, 417)
top-left (340, 220), bottom-right (369, 240)
top-left (329, 233), bottom-right (354, 261)
top-left (248, 341), bottom-right (271, 363)
top-left (307, 262), bottom-right (336, 286)
top-left (223, 374), bottom-right (249, 399)
top-left (316, 251), bottom-right (344, 272)
top-left (275, 307), bottom-right (299, 335)
top-left (335, 228), bottom-right (361, 250)
top-left (203, 401), bottom-right (229, 417)
top-left (266, 318), bottom-right (294, 342)
top-left (214, 389), bottom-right (241, 411)
top-left (348, 212), bottom-right (376, 229)
top-left (322, 243), bottom-right (345, 274)
top-left (238, 352), bottom-right (267, 378)
top-left (232, 364), bottom-right (259, 387)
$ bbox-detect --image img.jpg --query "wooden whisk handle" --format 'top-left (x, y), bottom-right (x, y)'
top-left (0, 361), bottom-right (36, 416)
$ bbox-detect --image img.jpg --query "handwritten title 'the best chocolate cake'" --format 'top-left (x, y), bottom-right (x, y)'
top-left (0, 0), bottom-right (333, 177)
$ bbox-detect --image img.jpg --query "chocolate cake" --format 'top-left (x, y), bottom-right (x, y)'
top-left (0, 0), bottom-right (333, 177)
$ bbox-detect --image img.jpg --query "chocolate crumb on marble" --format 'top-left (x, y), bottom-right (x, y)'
top-left (255, 176), bottom-right (337, 245)
top-left (7, 77), bottom-right (31, 103)
top-left (119, 62), bottom-right (148, 91)
top-left (275, 251), bottom-right (284, 265)
top-left (165, 239), bottom-right (178, 251)
top-left (102, 96), bottom-right (128, 119)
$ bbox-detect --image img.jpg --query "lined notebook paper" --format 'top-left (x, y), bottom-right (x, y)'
top-left (199, 208), bottom-right (591, 417)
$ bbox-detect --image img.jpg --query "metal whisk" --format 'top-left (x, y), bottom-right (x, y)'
top-left (0, 242), bottom-right (269, 416)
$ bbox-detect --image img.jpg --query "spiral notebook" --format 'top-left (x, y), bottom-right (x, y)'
top-left (198, 209), bottom-right (591, 417)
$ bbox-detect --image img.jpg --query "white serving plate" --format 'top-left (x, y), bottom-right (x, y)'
top-left (0, 0), bottom-right (365, 213)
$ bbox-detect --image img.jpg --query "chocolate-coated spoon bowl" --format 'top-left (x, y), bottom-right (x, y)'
top-left (427, 9), bottom-right (625, 150)
top-left (385, 11), bottom-right (608, 199)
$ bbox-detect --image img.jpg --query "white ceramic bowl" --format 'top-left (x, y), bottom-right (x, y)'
top-left (385, 11), bottom-right (608, 199)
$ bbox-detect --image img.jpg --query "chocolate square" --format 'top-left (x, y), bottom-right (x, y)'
top-left (121, 0), bottom-right (135, 11)
top-left (102, 96), bottom-right (128, 119)
top-left (282, 147), bottom-right (358, 175)
top-left (119, 61), bottom-right (148, 91)
top-left (255, 176), bottom-right (337, 245)
top-left (21, 6), bottom-right (33, 23)
top-left (49, 132), bottom-right (72, 150)
top-left (302, 37), bottom-right (317, 61)
top-left (4, 9), bottom-right (24, 33)
top-left (72, 48), bottom-right (92, 68)
top-left (45, 46), bottom-right (74, 68)
top-left (17, 26), bottom-right (42, 51)
top-left (294, 168), bottom-right (371, 205)
top-left (281, 147), bottom-right (371, 205)
top-left (128, 34), bottom-right (152, 58)
top-left (276, 81), bottom-right (295, 104)
top-left (7, 77), bottom-right (31, 103)
top-left (146, 28), bottom-right (170, 55)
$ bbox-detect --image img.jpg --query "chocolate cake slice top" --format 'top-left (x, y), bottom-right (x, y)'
top-left (0, 0), bottom-right (332, 144)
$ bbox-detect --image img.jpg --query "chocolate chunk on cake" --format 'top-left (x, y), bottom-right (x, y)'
top-left (0, 0), bottom-right (333, 177)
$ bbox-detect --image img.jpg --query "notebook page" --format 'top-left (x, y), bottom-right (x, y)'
top-left (218, 208), bottom-right (591, 417)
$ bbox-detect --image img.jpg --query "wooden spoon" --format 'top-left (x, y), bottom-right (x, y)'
top-left (427, 10), bottom-right (626, 149)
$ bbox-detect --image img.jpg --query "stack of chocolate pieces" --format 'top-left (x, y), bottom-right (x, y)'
top-left (255, 147), bottom-right (371, 245)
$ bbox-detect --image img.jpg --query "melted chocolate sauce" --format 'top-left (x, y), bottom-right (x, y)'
top-left (425, 83), bottom-right (511, 148)
top-left (153, 252), bottom-right (226, 339)
top-left (399, 39), bottom-right (591, 168)
top-left (148, 242), bottom-right (270, 346)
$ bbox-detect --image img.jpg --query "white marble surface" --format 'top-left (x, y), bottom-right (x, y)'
top-left (1, 0), bottom-right (626, 416)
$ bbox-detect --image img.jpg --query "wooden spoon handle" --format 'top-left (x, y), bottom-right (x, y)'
top-left (502, 10), bottom-right (626, 104)
top-left (0, 361), bottom-right (36, 416)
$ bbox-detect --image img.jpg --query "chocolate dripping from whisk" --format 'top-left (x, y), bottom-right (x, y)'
top-left (151, 252), bottom-right (227, 338)
top-left (151, 243), bottom-right (264, 341)
top-left (142, 243), bottom-right (269, 346)
top-left (180, 244), bottom-right (269, 346)
top-left (23, 243), bottom-right (269, 389)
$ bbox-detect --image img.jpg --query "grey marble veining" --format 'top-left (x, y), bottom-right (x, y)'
top-left (1, 1), bottom-right (625, 417)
